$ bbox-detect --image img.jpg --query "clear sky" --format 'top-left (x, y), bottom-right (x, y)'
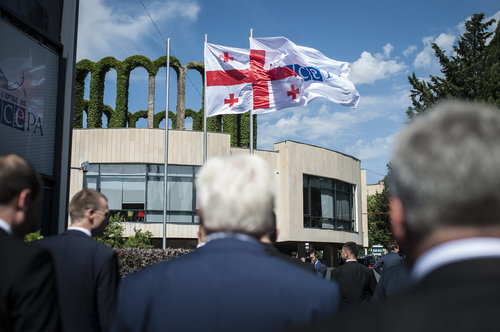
top-left (76, 0), bottom-right (500, 184)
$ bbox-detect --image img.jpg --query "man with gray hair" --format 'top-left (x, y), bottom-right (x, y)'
top-left (309, 101), bottom-right (500, 331)
top-left (112, 154), bottom-right (340, 332)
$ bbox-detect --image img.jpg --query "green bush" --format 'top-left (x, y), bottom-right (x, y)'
top-left (115, 247), bottom-right (192, 278)
top-left (24, 229), bottom-right (44, 242)
top-left (123, 228), bottom-right (154, 249)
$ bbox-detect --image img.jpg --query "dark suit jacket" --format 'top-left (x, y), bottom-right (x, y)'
top-left (373, 251), bottom-right (404, 275)
top-left (311, 258), bottom-right (500, 332)
top-left (112, 237), bottom-right (340, 332)
top-left (330, 261), bottom-right (377, 305)
top-left (372, 262), bottom-right (411, 302)
top-left (38, 230), bottom-right (119, 332)
top-left (0, 229), bottom-right (60, 331)
top-left (314, 261), bottom-right (328, 278)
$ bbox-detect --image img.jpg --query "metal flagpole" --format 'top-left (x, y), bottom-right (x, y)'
top-left (203, 34), bottom-right (208, 164)
top-left (249, 29), bottom-right (254, 154)
top-left (163, 38), bottom-right (171, 249)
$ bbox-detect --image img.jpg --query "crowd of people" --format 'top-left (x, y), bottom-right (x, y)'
top-left (2, 100), bottom-right (500, 331)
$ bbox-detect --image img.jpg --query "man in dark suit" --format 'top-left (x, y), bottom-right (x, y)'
top-left (330, 241), bottom-right (377, 306)
top-left (38, 189), bottom-right (119, 332)
top-left (373, 241), bottom-right (404, 275)
top-left (307, 101), bottom-right (500, 332)
top-left (0, 154), bottom-right (60, 331)
top-left (310, 249), bottom-right (328, 278)
top-left (112, 154), bottom-right (341, 332)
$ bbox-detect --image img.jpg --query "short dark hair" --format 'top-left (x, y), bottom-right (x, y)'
top-left (343, 242), bottom-right (359, 258)
top-left (0, 154), bottom-right (42, 206)
top-left (69, 189), bottom-right (107, 222)
top-left (388, 241), bottom-right (399, 252)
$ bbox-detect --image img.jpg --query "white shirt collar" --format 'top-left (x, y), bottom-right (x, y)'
top-left (205, 232), bottom-right (258, 244)
top-left (411, 237), bottom-right (500, 281)
top-left (0, 218), bottom-right (12, 235)
top-left (67, 226), bottom-right (92, 237)
top-left (345, 259), bottom-right (357, 263)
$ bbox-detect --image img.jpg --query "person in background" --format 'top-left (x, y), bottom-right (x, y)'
top-left (38, 189), bottom-right (119, 332)
top-left (373, 240), bottom-right (404, 275)
top-left (0, 154), bottom-right (60, 331)
top-left (310, 249), bottom-right (327, 278)
top-left (331, 241), bottom-right (377, 306)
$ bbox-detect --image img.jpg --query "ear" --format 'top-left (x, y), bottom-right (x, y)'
top-left (275, 228), bottom-right (280, 241)
top-left (16, 189), bottom-right (32, 211)
top-left (390, 197), bottom-right (406, 243)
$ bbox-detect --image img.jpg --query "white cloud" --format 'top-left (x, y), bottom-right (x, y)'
top-left (383, 43), bottom-right (394, 58)
top-left (403, 45), bottom-right (417, 57)
top-left (257, 90), bottom-right (409, 151)
top-left (349, 45), bottom-right (406, 85)
top-left (413, 33), bottom-right (455, 70)
top-left (77, 0), bottom-right (200, 61)
top-left (345, 133), bottom-right (396, 160)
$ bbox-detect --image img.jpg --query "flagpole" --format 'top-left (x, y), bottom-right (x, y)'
top-left (203, 34), bottom-right (208, 164)
top-left (249, 28), bottom-right (254, 154)
top-left (163, 38), bottom-right (171, 250)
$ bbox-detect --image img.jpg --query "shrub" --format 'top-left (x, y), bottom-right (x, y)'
top-left (115, 247), bottom-right (192, 278)
top-left (24, 229), bottom-right (44, 242)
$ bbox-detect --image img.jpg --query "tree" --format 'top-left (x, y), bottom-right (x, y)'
top-left (407, 13), bottom-right (499, 118)
top-left (94, 213), bottom-right (154, 249)
top-left (367, 172), bottom-right (392, 248)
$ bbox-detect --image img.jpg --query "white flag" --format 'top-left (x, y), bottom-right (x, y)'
top-left (204, 43), bottom-right (253, 117)
top-left (204, 37), bottom-right (359, 117)
top-left (250, 36), bottom-right (360, 110)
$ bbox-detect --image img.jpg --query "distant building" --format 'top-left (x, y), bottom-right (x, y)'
top-left (69, 128), bottom-right (368, 267)
top-left (366, 180), bottom-right (385, 196)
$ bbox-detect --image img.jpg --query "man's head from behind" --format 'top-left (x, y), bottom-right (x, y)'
top-left (196, 154), bottom-right (275, 238)
top-left (69, 189), bottom-right (109, 236)
top-left (390, 101), bottom-right (500, 257)
top-left (342, 242), bottom-right (359, 260)
top-left (0, 154), bottom-right (42, 237)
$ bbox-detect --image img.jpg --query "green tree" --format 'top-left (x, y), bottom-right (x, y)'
top-left (123, 228), bottom-right (154, 249)
top-left (407, 13), bottom-right (498, 118)
top-left (94, 213), bottom-right (126, 248)
top-left (367, 173), bottom-right (392, 248)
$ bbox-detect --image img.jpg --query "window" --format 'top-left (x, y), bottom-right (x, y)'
top-left (84, 164), bottom-right (200, 223)
top-left (303, 174), bottom-right (355, 231)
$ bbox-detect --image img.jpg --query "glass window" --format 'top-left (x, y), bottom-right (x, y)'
top-left (303, 174), bottom-right (355, 231)
top-left (83, 163), bottom-right (199, 224)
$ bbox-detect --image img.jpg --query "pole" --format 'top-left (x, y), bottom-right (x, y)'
top-left (163, 38), bottom-right (171, 249)
top-left (249, 29), bottom-right (254, 154)
top-left (203, 34), bottom-right (208, 163)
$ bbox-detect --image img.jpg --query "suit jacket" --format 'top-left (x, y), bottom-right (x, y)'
top-left (373, 252), bottom-right (404, 275)
top-left (112, 237), bottom-right (340, 332)
top-left (314, 261), bottom-right (328, 278)
top-left (312, 258), bottom-right (500, 332)
top-left (372, 262), bottom-right (411, 302)
top-left (330, 261), bottom-right (377, 305)
top-left (0, 229), bottom-right (60, 331)
top-left (38, 230), bottom-right (119, 332)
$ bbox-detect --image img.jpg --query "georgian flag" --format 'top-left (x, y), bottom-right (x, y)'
top-left (204, 37), bottom-right (360, 118)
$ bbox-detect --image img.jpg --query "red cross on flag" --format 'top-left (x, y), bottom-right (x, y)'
top-left (204, 37), bottom-right (360, 118)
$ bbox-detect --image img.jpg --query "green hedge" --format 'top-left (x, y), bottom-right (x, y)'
top-left (115, 247), bottom-right (192, 278)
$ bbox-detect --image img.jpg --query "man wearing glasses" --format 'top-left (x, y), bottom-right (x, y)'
top-left (39, 189), bottom-right (119, 332)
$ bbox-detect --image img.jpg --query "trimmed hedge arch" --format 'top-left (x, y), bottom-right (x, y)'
top-left (74, 55), bottom-right (256, 148)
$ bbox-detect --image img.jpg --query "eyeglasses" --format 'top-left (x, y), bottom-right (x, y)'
top-left (95, 210), bottom-right (110, 218)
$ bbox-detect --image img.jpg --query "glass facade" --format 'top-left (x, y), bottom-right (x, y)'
top-left (303, 174), bottom-right (355, 231)
top-left (84, 164), bottom-right (200, 223)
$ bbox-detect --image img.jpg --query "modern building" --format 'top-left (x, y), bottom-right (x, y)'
top-left (69, 128), bottom-right (368, 266)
